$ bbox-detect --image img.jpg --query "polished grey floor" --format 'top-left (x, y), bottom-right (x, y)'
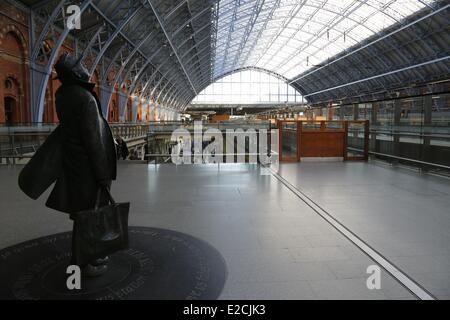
top-left (1, 162), bottom-right (447, 299)
top-left (278, 161), bottom-right (450, 300)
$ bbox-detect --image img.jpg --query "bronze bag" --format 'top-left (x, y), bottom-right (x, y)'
top-left (72, 187), bottom-right (129, 266)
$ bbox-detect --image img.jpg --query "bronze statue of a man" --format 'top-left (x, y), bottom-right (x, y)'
top-left (19, 53), bottom-right (117, 276)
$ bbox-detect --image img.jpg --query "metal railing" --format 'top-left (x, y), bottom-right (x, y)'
top-left (141, 151), bottom-right (280, 165)
top-left (0, 123), bottom-right (151, 164)
top-left (3, 120), bottom-right (448, 174)
top-left (147, 120), bottom-right (271, 133)
top-left (1, 121), bottom-right (274, 165)
top-left (349, 127), bottom-right (450, 172)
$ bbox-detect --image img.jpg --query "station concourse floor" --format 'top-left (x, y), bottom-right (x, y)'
top-left (1, 161), bottom-right (450, 300)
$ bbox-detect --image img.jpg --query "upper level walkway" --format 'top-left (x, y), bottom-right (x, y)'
top-left (1, 160), bottom-right (449, 299)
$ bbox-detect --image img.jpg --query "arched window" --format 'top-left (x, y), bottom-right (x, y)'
top-left (4, 97), bottom-right (16, 124)
top-left (4, 79), bottom-right (13, 90)
top-left (191, 69), bottom-right (303, 105)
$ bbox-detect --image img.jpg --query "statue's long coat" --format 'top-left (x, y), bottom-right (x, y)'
top-left (19, 83), bottom-right (117, 214)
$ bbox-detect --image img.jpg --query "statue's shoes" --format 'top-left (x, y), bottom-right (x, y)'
top-left (82, 263), bottom-right (108, 277)
top-left (90, 256), bottom-right (109, 266)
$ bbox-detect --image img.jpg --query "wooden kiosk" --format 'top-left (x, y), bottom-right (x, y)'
top-left (277, 120), bottom-right (369, 162)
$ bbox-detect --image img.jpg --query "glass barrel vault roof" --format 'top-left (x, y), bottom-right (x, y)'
top-left (212, 0), bottom-right (436, 81)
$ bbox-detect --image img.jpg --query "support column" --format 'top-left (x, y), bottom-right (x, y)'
top-left (154, 106), bottom-right (159, 121)
top-left (327, 105), bottom-right (333, 121)
top-left (422, 95), bottom-right (432, 169)
top-left (100, 85), bottom-right (114, 118)
top-left (29, 62), bottom-right (47, 122)
top-left (142, 101), bottom-right (148, 122)
top-left (118, 92), bottom-right (128, 122)
top-left (339, 105), bottom-right (344, 120)
top-left (370, 102), bottom-right (378, 152)
top-left (131, 96), bottom-right (139, 123)
top-left (352, 104), bottom-right (359, 139)
top-left (353, 104), bottom-right (359, 121)
top-left (393, 99), bottom-right (402, 162)
top-left (371, 103), bottom-right (378, 124)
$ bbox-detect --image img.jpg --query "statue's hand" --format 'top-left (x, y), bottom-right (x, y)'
top-left (97, 179), bottom-right (110, 188)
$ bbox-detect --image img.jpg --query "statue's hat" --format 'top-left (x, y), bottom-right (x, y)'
top-left (54, 53), bottom-right (95, 89)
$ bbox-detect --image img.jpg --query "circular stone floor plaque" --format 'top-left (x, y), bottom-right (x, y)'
top-left (0, 227), bottom-right (227, 300)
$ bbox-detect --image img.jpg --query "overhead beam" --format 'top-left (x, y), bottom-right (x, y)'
top-left (303, 56), bottom-right (450, 98)
top-left (146, 0), bottom-right (198, 95)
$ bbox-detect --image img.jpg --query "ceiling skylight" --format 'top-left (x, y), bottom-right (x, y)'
top-left (213, 0), bottom-right (435, 80)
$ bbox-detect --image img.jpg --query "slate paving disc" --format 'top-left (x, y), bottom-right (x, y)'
top-left (0, 226), bottom-right (227, 300)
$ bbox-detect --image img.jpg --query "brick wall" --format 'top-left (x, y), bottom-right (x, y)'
top-left (0, 2), bottom-right (173, 125)
top-left (0, 3), bottom-right (30, 124)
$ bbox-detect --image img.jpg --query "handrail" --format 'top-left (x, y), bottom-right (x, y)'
top-left (0, 152), bottom-right (280, 166)
top-left (367, 130), bottom-right (450, 139)
top-left (348, 147), bottom-right (450, 170)
top-left (144, 152), bottom-right (279, 157)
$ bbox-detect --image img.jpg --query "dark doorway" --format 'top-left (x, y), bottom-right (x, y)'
top-left (4, 97), bottom-right (16, 125)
